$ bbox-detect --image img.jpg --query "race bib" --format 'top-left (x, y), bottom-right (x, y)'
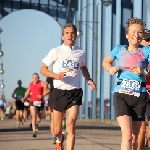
top-left (24, 101), bottom-right (29, 106)
top-left (0, 100), bottom-right (4, 105)
top-left (33, 101), bottom-right (41, 107)
top-left (119, 79), bottom-right (141, 97)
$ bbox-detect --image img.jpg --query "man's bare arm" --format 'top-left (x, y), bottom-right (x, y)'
top-left (80, 66), bottom-right (96, 90)
top-left (12, 89), bottom-right (16, 99)
top-left (43, 82), bottom-right (50, 96)
top-left (40, 63), bottom-right (66, 80)
top-left (40, 64), bottom-right (56, 78)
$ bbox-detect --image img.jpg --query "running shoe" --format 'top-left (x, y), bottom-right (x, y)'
top-left (55, 134), bottom-right (64, 150)
top-left (52, 135), bottom-right (56, 144)
top-left (32, 131), bottom-right (37, 137)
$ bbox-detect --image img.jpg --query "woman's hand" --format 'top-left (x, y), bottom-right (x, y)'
top-left (109, 67), bottom-right (119, 75)
top-left (130, 66), bottom-right (143, 74)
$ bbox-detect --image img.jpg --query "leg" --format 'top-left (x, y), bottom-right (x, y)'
top-left (53, 109), bottom-right (65, 139)
top-left (137, 121), bottom-right (146, 150)
top-left (66, 105), bottom-right (79, 150)
top-left (49, 107), bottom-right (54, 135)
top-left (19, 110), bottom-right (24, 124)
top-left (50, 109), bottom-right (56, 144)
top-left (146, 119), bottom-right (150, 148)
top-left (23, 107), bottom-right (27, 121)
top-left (117, 115), bottom-right (132, 150)
top-left (16, 110), bottom-right (20, 126)
top-left (37, 110), bottom-right (41, 124)
top-left (132, 121), bottom-right (142, 150)
top-left (30, 105), bottom-right (37, 132)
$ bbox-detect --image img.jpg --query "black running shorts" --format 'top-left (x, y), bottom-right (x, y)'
top-left (113, 92), bottom-right (148, 121)
top-left (146, 101), bottom-right (150, 119)
top-left (48, 88), bottom-right (83, 112)
top-left (16, 101), bottom-right (24, 110)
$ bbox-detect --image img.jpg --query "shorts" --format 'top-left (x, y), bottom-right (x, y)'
top-left (24, 101), bottom-right (30, 108)
top-left (146, 101), bottom-right (150, 118)
top-left (0, 105), bottom-right (4, 110)
top-left (113, 92), bottom-right (148, 121)
top-left (16, 101), bottom-right (24, 110)
top-left (48, 88), bottom-right (83, 112)
top-left (30, 102), bottom-right (44, 111)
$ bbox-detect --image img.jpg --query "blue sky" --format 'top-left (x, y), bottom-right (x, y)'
top-left (0, 9), bottom-right (62, 100)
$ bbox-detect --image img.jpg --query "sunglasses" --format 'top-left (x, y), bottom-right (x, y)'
top-left (143, 38), bottom-right (150, 42)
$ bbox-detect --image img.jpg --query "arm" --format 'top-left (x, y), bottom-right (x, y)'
top-left (12, 89), bottom-right (16, 99)
top-left (40, 63), bottom-right (65, 80)
top-left (102, 56), bottom-right (119, 75)
top-left (43, 81), bottom-right (50, 96)
top-left (40, 64), bottom-right (56, 78)
top-left (80, 66), bottom-right (96, 90)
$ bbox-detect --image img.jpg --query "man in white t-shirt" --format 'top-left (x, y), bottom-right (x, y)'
top-left (40, 23), bottom-right (96, 150)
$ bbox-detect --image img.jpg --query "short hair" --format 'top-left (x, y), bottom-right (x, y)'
top-left (62, 23), bottom-right (77, 36)
top-left (17, 80), bottom-right (22, 84)
top-left (32, 73), bottom-right (39, 79)
top-left (125, 17), bottom-right (146, 34)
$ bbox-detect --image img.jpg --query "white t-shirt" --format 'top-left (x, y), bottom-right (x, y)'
top-left (42, 44), bottom-right (85, 90)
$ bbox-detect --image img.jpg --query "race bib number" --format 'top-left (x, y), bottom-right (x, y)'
top-left (24, 101), bottom-right (29, 106)
top-left (62, 60), bottom-right (79, 70)
top-left (33, 101), bottom-right (41, 107)
top-left (119, 79), bottom-right (141, 97)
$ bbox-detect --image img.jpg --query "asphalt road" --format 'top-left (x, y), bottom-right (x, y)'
top-left (0, 119), bottom-right (121, 150)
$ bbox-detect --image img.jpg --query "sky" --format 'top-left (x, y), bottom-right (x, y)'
top-left (0, 9), bottom-right (62, 100)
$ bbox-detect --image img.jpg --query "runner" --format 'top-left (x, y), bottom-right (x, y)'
top-left (138, 29), bottom-right (150, 150)
top-left (102, 17), bottom-right (150, 150)
top-left (12, 80), bottom-right (26, 127)
top-left (0, 94), bottom-right (6, 120)
top-left (40, 23), bottom-right (96, 150)
top-left (43, 77), bottom-right (56, 144)
top-left (23, 97), bottom-right (30, 122)
top-left (22, 73), bottom-right (45, 137)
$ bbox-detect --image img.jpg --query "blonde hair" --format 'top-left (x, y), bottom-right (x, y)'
top-left (125, 17), bottom-right (146, 34)
top-left (62, 23), bottom-right (77, 36)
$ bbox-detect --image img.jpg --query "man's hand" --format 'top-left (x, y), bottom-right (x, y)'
top-left (37, 95), bottom-right (43, 99)
top-left (88, 80), bottom-right (96, 90)
top-left (55, 72), bottom-right (66, 80)
top-left (21, 98), bottom-right (25, 103)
